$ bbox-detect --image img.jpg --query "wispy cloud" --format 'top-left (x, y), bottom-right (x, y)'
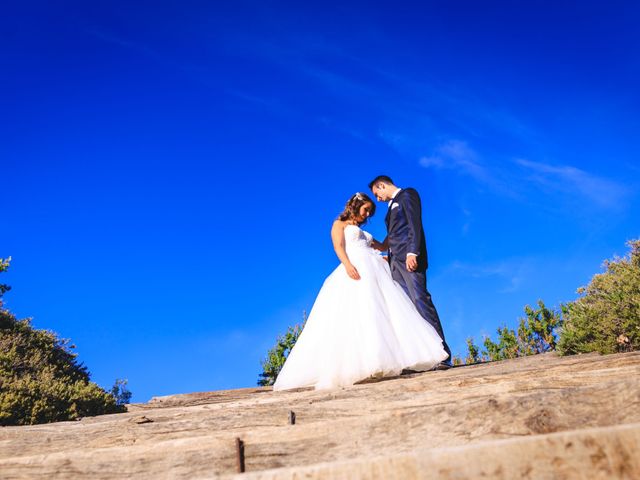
top-left (87, 29), bottom-right (168, 64)
top-left (461, 206), bottom-right (473, 236)
top-left (213, 29), bottom-right (539, 148)
top-left (414, 138), bottom-right (631, 212)
top-left (516, 158), bottom-right (630, 209)
top-left (86, 28), bottom-right (213, 80)
top-left (225, 89), bottom-right (299, 118)
top-left (444, 257), bottom-right (534, 294)
top-left (88, 27), bottom-right (633, 217)
top-left (299, 64), bottom-right (380, 100)
top-left (419, 140), bottom-right (488, 182)
top-left (317, 117), bottom-right (372, 143)
top-left (417, 140), bottom-right (521, 200)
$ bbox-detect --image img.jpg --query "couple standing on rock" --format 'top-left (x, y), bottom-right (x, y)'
top-left (274, 175), bottom-right (451, 391)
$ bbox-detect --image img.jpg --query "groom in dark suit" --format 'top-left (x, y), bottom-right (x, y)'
top-left (369, 175), bottom-right (451, 368)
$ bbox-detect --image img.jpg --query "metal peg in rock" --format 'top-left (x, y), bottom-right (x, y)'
top-left (235, 437), bottom-right (245, 473)
top-left (288, 410), bottom-right (296, 425)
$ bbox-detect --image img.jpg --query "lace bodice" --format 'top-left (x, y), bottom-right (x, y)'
top-left (344, 225), bottom-right (373, 250)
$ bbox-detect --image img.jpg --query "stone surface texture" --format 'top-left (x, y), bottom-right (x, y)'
top-left (1, 351), bottom-right (639, 479)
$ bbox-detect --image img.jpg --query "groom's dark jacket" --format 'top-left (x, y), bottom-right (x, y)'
top-left (385, 188), bottom-right (428, 271)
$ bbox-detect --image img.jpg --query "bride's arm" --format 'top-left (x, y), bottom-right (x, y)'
top-left (331, 221), bottom-right (361, 280)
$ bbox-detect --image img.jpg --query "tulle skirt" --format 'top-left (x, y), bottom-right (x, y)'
top-left (273, 246), bottom-right (448, 390)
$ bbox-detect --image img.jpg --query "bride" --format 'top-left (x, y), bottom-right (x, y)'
top-left (273, 193), bottom-right (449, 391)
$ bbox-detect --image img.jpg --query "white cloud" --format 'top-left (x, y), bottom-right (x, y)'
top-left (419, 140), bottom-right (492, 184)
top-left (415, 142), bottom-right (631, 213)
top-left (516, 158), bottom-right (629, 209)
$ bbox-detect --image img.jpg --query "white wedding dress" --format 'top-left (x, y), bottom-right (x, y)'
top-left (273, 225), bottom-right (448, 391)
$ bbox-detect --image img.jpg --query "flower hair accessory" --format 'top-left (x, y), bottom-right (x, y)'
top-left (354, 192), bottom-right (364, 201)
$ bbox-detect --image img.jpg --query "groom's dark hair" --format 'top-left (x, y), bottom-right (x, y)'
top-left (368, 175), bottom-right (394, 189)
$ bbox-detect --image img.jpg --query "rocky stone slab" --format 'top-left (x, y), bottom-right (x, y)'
top-left (1, 351), bottom-right (638, 479)
top-left (237, 422), bottom-right (640, 480)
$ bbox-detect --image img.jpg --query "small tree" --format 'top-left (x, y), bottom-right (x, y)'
top-left (483, 300), bottom-right (562, 361)
top-left (258, 313), bottom-right (306, 387)
top-left (464, 337), bottom-right (483, 364)
top-left (0, 257), bottom-right (129, 425)
top-left (459, 301), bottom-right (562, 364)
top-left (0, 257), bottom-right (11, 308)
top-left (558, 240), bottom-right (640, 355)
top-left (484, 325), bottom-right (519, 360)
top-left (110, 379), bottom-right (133, 406)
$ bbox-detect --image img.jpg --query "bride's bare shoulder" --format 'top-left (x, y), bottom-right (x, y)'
top-left (331, 219), bottom-right (348, 233)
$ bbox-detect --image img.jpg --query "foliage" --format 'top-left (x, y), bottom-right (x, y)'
top-left (558, 239), bottom-right (640, 355)
top-left (257, 313), bottom-right (306, 387)
top-left (110, 379), bottom-right (133, 406)
top-left (0, 257), bottom-right (127, 426)
top-left (451, 355), bottom-right (463, 366)
top-left (0, 257), bottom-right (11, 307)
top-left (462, 300), bottom-right (562, 364)
top-left (484, 300), bottom-right (562, 360)
top-left (459, 239), bottom-right (640, 362)
top-left (452, 338), bottom-right (482, 365)
top-left (465, 337), bottom-right (482, 364)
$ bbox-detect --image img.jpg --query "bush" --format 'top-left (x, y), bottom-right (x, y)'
top-left (110, 378), bottom-right (133, 406)
top-left (257, 313), bottom-right (306, 387)
top-left (0, 257), bottom-right (11, 302)
top-left (460, 239), bottom-right (640, 362)
top-left (465, 337), bottom-right (482, 364)
top-left (462, 300), bottom-right (562, 364)
top-left (558, 240), bottom-right (640, 355)
top-left (0, 257), bottom-right (127, 426)
top-left (484, 300), bottom-right (562, 360)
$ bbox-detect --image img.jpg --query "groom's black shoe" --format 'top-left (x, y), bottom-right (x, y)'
top-left (431, 361), bottom-right (452, 371)
top-left (401, 368), bottom-right (421, 375)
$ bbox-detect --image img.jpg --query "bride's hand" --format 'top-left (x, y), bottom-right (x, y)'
top-left (345, 263), bottom-right (361, 280)
top-left (371, 240), bottom-right (386, 252)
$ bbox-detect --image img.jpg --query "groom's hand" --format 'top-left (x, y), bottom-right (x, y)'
top-left (406, 255), bottom-right (418, 272)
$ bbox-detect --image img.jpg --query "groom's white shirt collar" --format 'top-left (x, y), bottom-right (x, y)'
top-left (388, 188), bottom-right (402, 207)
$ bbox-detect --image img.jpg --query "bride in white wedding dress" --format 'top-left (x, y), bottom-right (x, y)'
top-left (273, 193), bottom-right (448, 391)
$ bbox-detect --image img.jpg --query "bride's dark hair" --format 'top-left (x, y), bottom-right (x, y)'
top-left (338, 192), bottom-right (376, 225)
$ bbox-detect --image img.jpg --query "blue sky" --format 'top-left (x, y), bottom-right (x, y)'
top-left (3, 1), bottom-right (639, 402)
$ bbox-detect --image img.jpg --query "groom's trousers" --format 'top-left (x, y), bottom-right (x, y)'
top-left (390, 259), bottom-right (452, 360)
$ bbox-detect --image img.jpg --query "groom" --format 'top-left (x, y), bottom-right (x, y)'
top-left (369, 175), bottom-right (452, 368)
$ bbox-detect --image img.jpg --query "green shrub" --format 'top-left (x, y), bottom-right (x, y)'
top-left (465, 337), bottom-right (482, 364)
top-left (257, 313), bottom-right (306, 387)
top-left (558, 240), bottom-right (640, 355)
top-left (110, 379), bottom-right (133, 406)
top-left (484, 300), bottom-right (562, 360)
top-left (0, 257), bottom-right (10, 302)
top-left (0, 257), bottom-right (127, 426)
top-left (463, 300), bottom-right (562, 363)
